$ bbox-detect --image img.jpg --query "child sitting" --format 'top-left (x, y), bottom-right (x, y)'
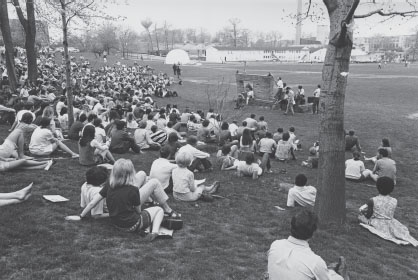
top-left (286, 174), bottom-right (317, 207)
top-left (172, 151), bottom-right (220, 202)
top-left (302, 146), bottom-right (319, 169)
top-left (79, 125), bottom-right (115, 166)
top-left (80, 166), bottom-right (109, 219)
top-left (358, 177), bottom-right (418, 246)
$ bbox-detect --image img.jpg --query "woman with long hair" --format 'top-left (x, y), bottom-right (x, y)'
top-left (78, 125), bottom-right (115, 166)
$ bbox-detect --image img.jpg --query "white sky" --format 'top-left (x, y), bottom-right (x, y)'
top-left (105, 0), bottom-right (418, 39)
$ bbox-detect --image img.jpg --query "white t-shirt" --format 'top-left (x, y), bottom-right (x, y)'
top-left (29, 127), bottom-right (54, 155)
top-left (80, 183), bottom-right (105, 216)
top-left (56, 101), bottom-right (65, 116)
top-left (277, 80), bottom-right (284, 89)
top-left (345, 159), bottom-right (365, 180)
top-left (16, 109), bottom-right (35, 123)
top-left (95, 127), bottom-right (106, 144)
top-left (149, 158), bottom-right (177, 189)
top-left (229, 123), bottom-right (238, 137)
top-left (287, 185), bottom-right (317, 207)
top-left (313, 88), bottom-right (321, 98)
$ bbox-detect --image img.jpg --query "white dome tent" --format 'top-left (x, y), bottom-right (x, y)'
top-left (165, 49), bottom-right (191, 65)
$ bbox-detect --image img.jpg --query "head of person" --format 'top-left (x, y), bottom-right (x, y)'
top-left (298, 85), bottom-right (303, 89)
top-left (317, 85), bottom-right (321, 88)
top-left (79, 124), bottom-right (96, 147)
top-left (381, 138), bottom-right (390, 147)
top-left (250, 113), bottom-right (256, 119)
top-left (265, 132), bottom-right (273, 139)
top-left (242, 121), bottom-right (247, 127)
top-left (21, 112), bottom-right (33, 124)
top-left (295, 174), bottom-right (308, 187)
top-left (277, 127), bottom-right (283, 133)
top-left (93, 117), bottom-right (102, 128)
top-left (138, 120), bottom-right (147, 129)
top-left (245, 153), bottom-right (255, 165)
top-left (151, 125), bottom-right (158, 133)
top-left (109, 159), bottom-right (136, 189)
top-left (221, 144), bottom-right (231, 156)
top-left (42, 106), bottom-right (54, 118)
top-left (378, 148), bottom-right (389, 158)
top-left (309, 147), bottom-right (317, 156)
top-left (221, 122), bottom-right (229, 130)
top-left (115, 120), bottom-right (126, 130)
top-left (259, 116), bottom-right (264, 121)
top-left (348, 130), bottom-right (355, 136)
top-left (86, 166), bottom-right (108, 186)
top-left (159, 145), bottom-right (171, 159)
top-left (202, 119), bottom-right (210, 128)
top-left (175, 151), bottom-right (193, 168)
top-left (60, 107), bottom-right (67, 116)
top-left (352, 150), bottom-right (361, 160)
top-left (186, 135), bottom-right (198, 146)
top-left (168, 132), bottom-right (179, 143)
top-left (289, 127), bottom-right (295, 133)
top-left (39, 117), bottom-right (51, 129)
top-left (376, 176), bottom-right (395, 196)
top-left (79, 114), bottom-right (87, 123)
top-left (290, 210), bottom-right (318, 240)
top-left (87, 113), bottom-right (97, 123)
top-left (167, 121), bottom-right (173, 128)
top-left (282, 132), bottom-right (290, 141)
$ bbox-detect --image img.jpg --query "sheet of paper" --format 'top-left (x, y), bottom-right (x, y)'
top-left (43, 195), bottom-right (69, 202)
top-left (65, 215), bottom-right (81, 221)
top-left (274, 206), bottom-right (286, 211)
top-left (158, 227), bottom-right (173, 238)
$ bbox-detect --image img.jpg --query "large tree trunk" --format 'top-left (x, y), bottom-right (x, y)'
top-left (315, 0), bottom-right (356, 225)
top-left (61, 1), bottom-right (74, 127)
top-left (13, 0), bottom-right (38, 84)
top-left (0, 0), bottom-right (18, 91)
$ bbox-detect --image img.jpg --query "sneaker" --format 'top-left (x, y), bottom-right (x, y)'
top-left (44, 160), bottom-right (54, 171)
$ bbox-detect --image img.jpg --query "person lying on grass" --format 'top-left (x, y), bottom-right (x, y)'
top-left (236, 153), bottom-right (262, 180)
top-left (0, 129), bottom-right (52, 171)
top-left (29, 117), bottom-right (79, 158)
top-left (78, 125), bottom-right (115, 166)
top-left (286, 174), bottom-right (317, 208)
top-left (172, 151), bottom-right (220, 202)
top-left (358, 177), bottom-right (418, 247)
top-left (78, 159), bottom-right (181, 218)
top-left (268, 209), bottom-right (349, 280)
top-left (77, 159), bottom-right (167, 242)
top-left (0, 183), bottom-right (33, 207)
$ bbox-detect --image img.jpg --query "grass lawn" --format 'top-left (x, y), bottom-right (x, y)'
top-left (1, 53), bottom-right (418, 279)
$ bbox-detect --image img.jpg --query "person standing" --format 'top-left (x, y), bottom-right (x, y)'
top-left (312, 85), bottom-right (321, 114)
top-left (285, 87), bottom-right (295, 115)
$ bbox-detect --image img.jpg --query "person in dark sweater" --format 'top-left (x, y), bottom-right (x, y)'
top-left (68, 114), bottom-right (87, 140)
top-left (109, 120), bottom-right (140, 154)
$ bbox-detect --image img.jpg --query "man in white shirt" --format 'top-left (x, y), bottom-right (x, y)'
top-left (268, 210), bottom-right (348, 280)
top-left (287, 174), bottom-right (317, 207)
top-left (345, 151), bottom-right (373, 181)
top-left (149, 146), bottom-right (178, 193)
top-left (312, 84), bottom-right (321, 114)
top-left (229, 121), bottom-right (239, 138)
top-left (177, 136), bottom-right (212, 172)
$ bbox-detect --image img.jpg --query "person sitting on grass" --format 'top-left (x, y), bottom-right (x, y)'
top-left (345, 130), bottom-right (361, 152)
top-left (364, 138), bottom-right (392, 163)
top-left (80, 166), bottom-right (109, 219)
top-left (197, 120), bottom-right (217, 144)
top-left (0, 183), bottom-right (33, 207)
top-left (177, 136), bottom-right (212, 172)
top-left (216, 144), bottom-right (239, 171)
top-left (80, 159), bottom-right (165, 242)
top-left (286, 174), bottom-right (317, 207)
top-left (172, 151), bottom-right (220, 202)
top-left (29, 117), bottom-right (79, 158)
top-left (268, 209), bottom-right (349, 280)
top-left (273, 127), bottom-right (283, 143)
top-left (149, 146), bottom-right (178, 194)
top-left (345, 151), bottom-right (373, 181)
top-left (258, 132), bottom-right (276, 173)
top-left (15, 112), bottom-right (37, 150)
top-left (78, 125), bottom-right (115, 166)
top-left (239, 128), bottom-right (256, 160)
top-left (134, 121), bottom-right (161, 151)
top-left (370, 148), bottom-right (396, 183)
top-left (109, 120), bottom-right (141, 154)
top-left (150, 125), bottom-right (168, 146)
top-left (236, 153), bottom-right (262, 180)
top-left (302, 146), bottom-right (319, 169)
top-left (358, 177), bottom-right (418, 246)
top-left (68, 113), bottom-right (87, 140)
top-left (163, 132), bottom-right (183, 161)
top-left (275, 132), bottom-right (295, 161)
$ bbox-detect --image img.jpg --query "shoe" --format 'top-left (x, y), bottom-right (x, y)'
top-left (44, 160), bottom-right (54, 171)
top-left (144, 232), bottom-right (158, 242)
top-left (200, 193), bottom-right (214, 202)
top-left (207, 181), bottom-right (220, 194)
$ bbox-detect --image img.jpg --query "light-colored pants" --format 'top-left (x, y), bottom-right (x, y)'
top-left (173, 187), bottom-right (204, 202)
top-left (135, 171), bottom-right (169, 205)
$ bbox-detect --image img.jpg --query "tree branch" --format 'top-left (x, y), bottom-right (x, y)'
top-left (355, 9), bottom-right (418, 19)
top-left (12, 0), bottom-right (28, 29)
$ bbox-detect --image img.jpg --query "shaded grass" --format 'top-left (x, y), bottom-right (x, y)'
top-left (1, 54), bottom-right (418, 279)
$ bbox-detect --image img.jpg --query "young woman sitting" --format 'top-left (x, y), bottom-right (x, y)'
top-left (78, 125), bottom-right (115, 166)
top-left (172, 151), bottom-right (220, 202)
top-left (29, 117), bottom-right (79, 158)
top-left (364, 138), bottom-right (392, 163)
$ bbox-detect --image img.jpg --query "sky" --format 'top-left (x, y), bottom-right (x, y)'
top-left (104, 0), bottom-right (418, 40)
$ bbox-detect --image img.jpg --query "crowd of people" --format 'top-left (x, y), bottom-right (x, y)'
top-left (0, 51), bottom-right (416, 279)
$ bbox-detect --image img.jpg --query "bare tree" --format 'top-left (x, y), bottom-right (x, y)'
top-left (0, 0), bottom-right (18, 91)
top-left (96, 23), bottom-right (119, 54)
top-left (154, 23), bottom-right (160, 55)
top-left (118, 26), bottom-right (138, 58)
top-left (12, 0), bottom-right (38, 84)
top-left (141, 19), bottom-right (153, 53)
top-left (229, 18), bottom-right (241, 48)
top-left (309, 0), bottom-right (418, 225)
top-left (163, 21), bottom-right (170, 51)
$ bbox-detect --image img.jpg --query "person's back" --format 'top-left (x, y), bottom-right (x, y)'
top-left (275, 140), bottom-right (292, 160)
top-left (287, 174), bottom-right (316, 207)
top-left (375, 157), bottom-right (396, 181)
top-left (345, 158), bottom-right (365, 180)
top-left (345, 131), bottom-right (360, 151)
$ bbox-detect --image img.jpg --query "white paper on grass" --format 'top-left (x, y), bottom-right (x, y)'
top-left (158, 227), bottom-right (174, 238)
top-left (65, 215), bottom-right (81, 221)
top-left (43, 195), bottom-right (69, 202)
top-left (274, 206), bottom-right (286, 211)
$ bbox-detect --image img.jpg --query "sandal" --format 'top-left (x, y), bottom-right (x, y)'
top-left (164, 210), bottom-right (181, 218)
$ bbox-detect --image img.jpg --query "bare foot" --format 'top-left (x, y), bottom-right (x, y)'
top-left (17, 183), bottom-right (33, 200)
